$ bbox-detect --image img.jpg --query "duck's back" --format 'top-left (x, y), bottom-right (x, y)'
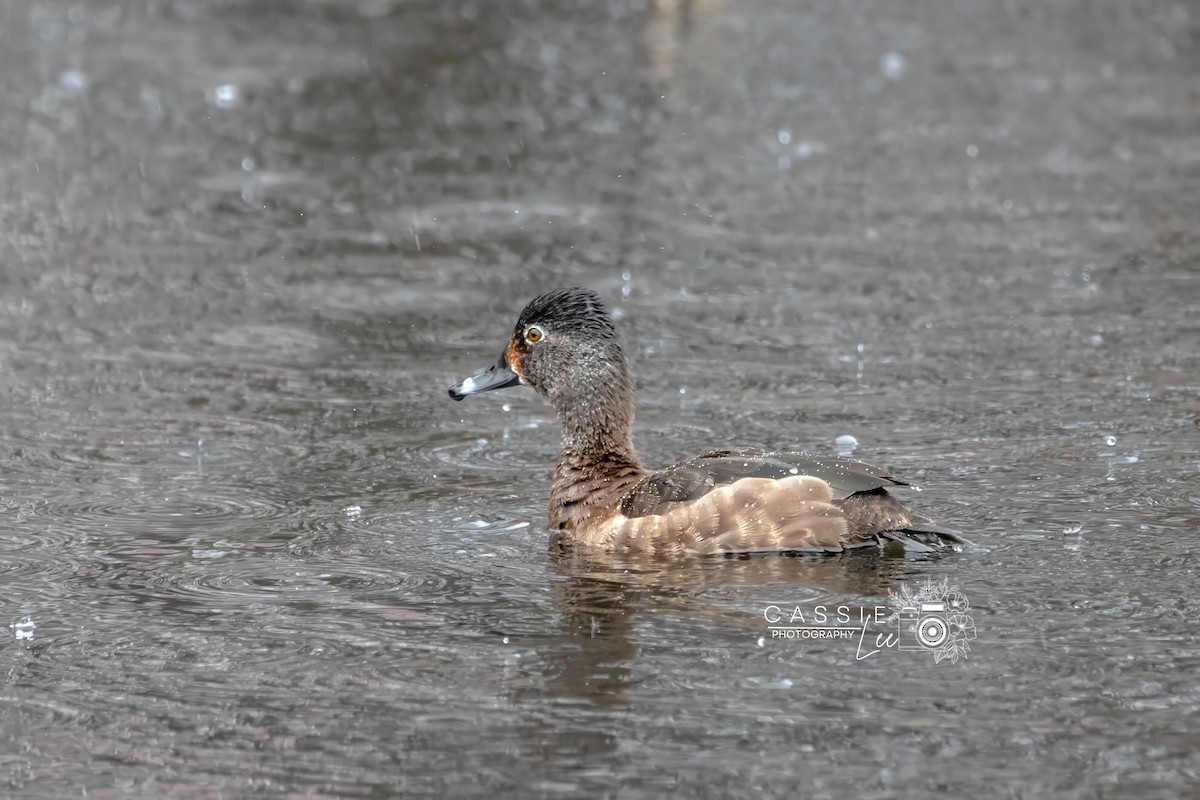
top-left (581, 448), bottom-right (963, 555)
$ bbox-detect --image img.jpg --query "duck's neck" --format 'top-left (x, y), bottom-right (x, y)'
top-left (544, 355), bottom-right (647, 529)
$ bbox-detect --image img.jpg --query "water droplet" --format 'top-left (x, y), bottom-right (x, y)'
top-left (794, 141), bottom-right (821, 158)
top-left (881, 52), bottom-right (906, 80)
top-left (744, 676), bottom-right (794, 690)
top-left (11, 617), bottom-right (35, 640)
top-left (192, 549), bottom-right (226, 559)
top-left (966, 144), bottom-right (979, 158)
top-left (777, 129), bottom-right (792, 145)
top-left (241, 157), bottom-right (255, 171)
top-left (343, 505), bottom-right (363, 519)
top-left (58, 70), bottom-right (88, 93)
top-left (679, 387), bottom-right (687, 395)
top-left (835, 434), bottom-right (859, 456)
top-left (209, 84), bottom-right (240, 109)
top-left (1105, 436), bottom-right (1117, 446)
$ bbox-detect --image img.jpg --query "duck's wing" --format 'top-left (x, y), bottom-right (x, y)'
top-left (618, 448), bottom-right (906, 518)
top-left (602, 449), bottom-right (958, 555)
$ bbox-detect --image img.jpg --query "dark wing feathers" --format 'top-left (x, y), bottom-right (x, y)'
top-left (619, 448), bottom-right (908, 519)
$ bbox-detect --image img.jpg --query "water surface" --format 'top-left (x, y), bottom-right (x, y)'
top-left (2, 1), bottom-right (1198, 797)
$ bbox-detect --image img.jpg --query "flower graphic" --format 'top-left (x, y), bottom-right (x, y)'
top-left (946, 590), bottom-right (969, 613)
top-left (887, 578), bottom-right (977, 664)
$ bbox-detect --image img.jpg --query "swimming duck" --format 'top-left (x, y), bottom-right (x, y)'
top-left (449, 288), bottom-right (966, 555)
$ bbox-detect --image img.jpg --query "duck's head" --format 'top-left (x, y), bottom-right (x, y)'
top-left (449, 288), bottom-right (630, 415)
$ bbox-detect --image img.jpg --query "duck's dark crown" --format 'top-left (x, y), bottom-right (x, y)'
top-left (516, 287), bottom-right (617, 340)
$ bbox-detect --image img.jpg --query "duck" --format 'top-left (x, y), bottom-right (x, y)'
top-left (449, 287), bottom-right (967, 555)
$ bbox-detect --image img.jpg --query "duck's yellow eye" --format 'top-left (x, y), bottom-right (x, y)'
top-left (525, 326), bottom-right (544, 343)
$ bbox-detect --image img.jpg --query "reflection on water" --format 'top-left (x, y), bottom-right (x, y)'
top-left (543, 542), bottom-right (921, 704)
top-left (2, 0), bottom-right (1199, 797)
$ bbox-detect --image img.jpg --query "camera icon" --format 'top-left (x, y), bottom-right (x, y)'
top-left (898, 602), bottom-right (949, 651)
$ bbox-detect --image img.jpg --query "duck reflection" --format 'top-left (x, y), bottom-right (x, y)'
top-left (537, 537), bottom-right (919, 705)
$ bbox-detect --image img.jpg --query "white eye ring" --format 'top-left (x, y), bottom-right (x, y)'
top-left (525, 325), bottom-right (545, 343)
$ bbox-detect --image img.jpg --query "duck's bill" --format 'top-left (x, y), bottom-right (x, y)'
top-left (448, 353), bottom-right (520, 401)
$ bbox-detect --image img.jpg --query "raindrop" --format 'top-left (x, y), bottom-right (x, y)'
top-left (881, 52), bottom-right (906, 80)
top-left (794, 141), bottom-right (820, 158)
top-left (1105, 436), bottom-right (1117, 446)
top-left (209, 84), bottom-right (240, 109)
top-left (59, 70), bottom-right (88, 93)
top-left (12, 618), bottom-right (35, 640)
top-left (778, 129), bottom-right (792, 145)
top-left (835, 434), bottom-right (859, 456)
top-left (140, 87), bottom-right (164, 120)
top-left (966, 144), bottom-right (979, 158)
top-left (192, 549), bottom-right (226, 560)
top-left (241, 157), bottom-right (255, 171)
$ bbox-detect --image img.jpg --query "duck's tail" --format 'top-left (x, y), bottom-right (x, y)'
top-left (880, 521), bottom-right (971, 552)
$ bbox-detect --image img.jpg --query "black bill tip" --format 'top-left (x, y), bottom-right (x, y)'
top-left (449, 353), bottom-right (520, 401)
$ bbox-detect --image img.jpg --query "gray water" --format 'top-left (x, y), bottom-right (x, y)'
top-left (2, 1), bottom-right (1198, 797)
